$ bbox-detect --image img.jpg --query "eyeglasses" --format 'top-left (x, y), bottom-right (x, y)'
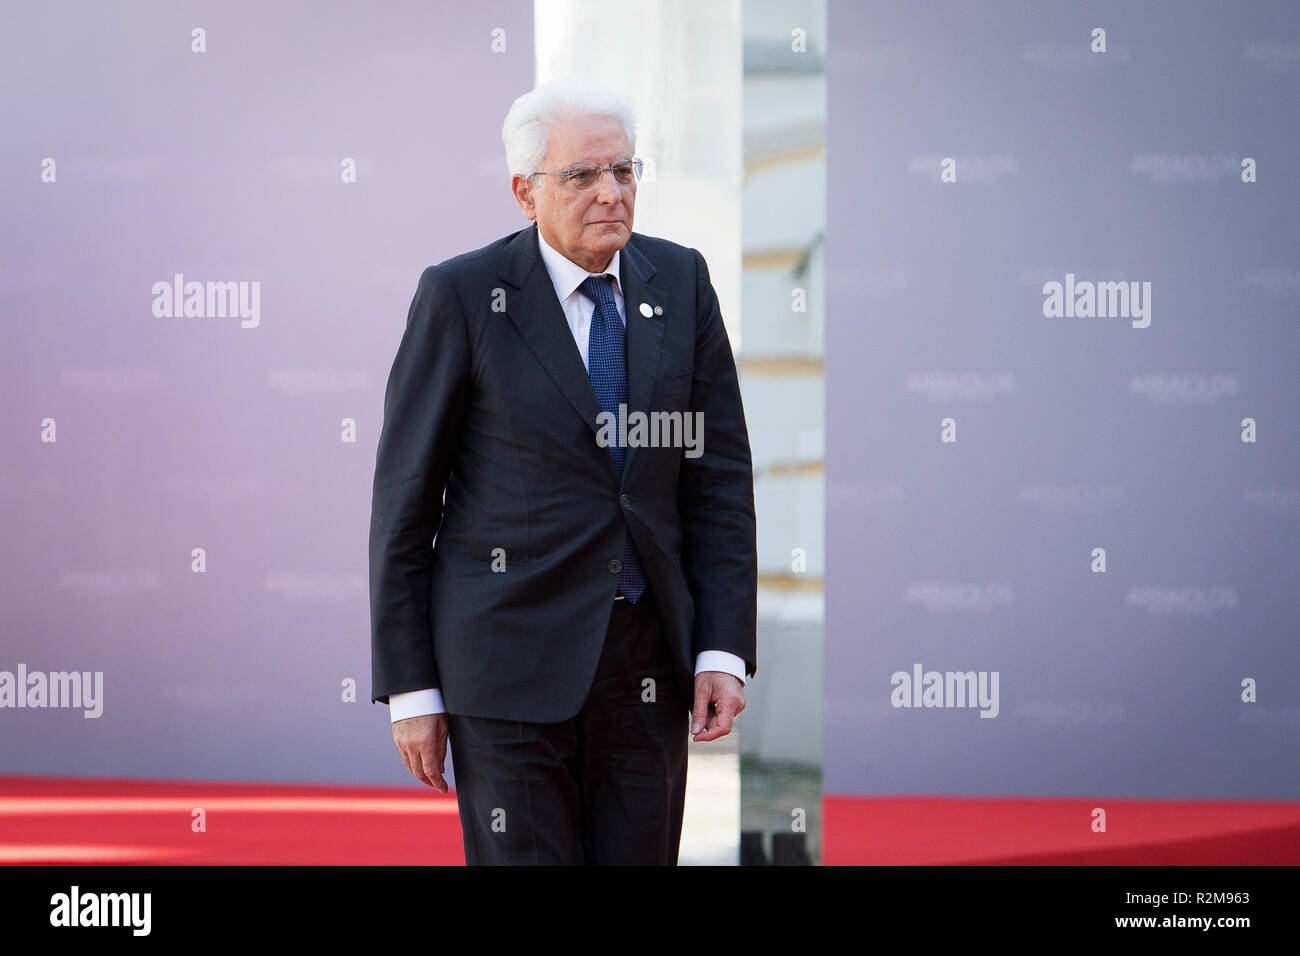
top-left (530, 158), bottom-right (643, 192)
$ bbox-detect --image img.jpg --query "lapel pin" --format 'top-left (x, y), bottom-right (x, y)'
top-left (653, 305), bottom-right (663, 316)
top-left (639, 302), bottom-right (653, 318)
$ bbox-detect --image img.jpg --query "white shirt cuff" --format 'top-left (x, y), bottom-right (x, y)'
top-left (694, 650), bottom-right (748, 686)
top-left (389, 688), bottom-right (445, 722)
top-left (388, 651), bottom-right (749, 721)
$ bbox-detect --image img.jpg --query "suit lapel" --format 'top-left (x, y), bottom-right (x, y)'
top-left (500, 223), bottom-right (668, 490)
top-left (619, 236), bottom-right (668, 483)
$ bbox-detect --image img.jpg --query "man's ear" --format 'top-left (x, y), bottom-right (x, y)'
top-left (511, 174), bottom-right (537, 221)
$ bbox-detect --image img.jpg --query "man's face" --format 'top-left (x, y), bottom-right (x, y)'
top-left (512, 113), bottom-right (635, 273)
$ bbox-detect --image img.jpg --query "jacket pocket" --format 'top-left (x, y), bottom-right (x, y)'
top-left (658, 368), bottom-right (694, 401)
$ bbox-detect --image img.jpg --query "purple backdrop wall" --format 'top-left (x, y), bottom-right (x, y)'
top-left (2, 0), bottom-right (534, 784)
top-left (825, 0), bottom-right (1300, 798)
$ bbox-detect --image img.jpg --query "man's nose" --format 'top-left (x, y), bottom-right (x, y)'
top-left (594, 168), bottom-right (622, 202)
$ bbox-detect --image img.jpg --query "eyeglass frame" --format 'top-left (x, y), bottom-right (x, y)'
top-left (528, 156), bottom-right (644, 191)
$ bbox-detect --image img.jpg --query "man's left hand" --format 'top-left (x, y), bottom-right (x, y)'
top-left (691, 671), bottom-right (745, 741)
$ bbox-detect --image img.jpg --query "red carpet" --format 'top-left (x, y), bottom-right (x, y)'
top-left (825, 794), bottom-right (1300, 865)
top-left (9, 776), bottom-right (1298, 865)
top-left (0, 775), bottom-right (465, 865)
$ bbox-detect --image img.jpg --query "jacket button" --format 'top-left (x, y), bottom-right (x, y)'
top-left (607, 558), bottom-right (622, 574)
top-left (620, 494), bottom-right (631, 507)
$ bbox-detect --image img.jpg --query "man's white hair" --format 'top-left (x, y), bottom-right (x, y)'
top-left (502, 78), bottom-right (637, 179)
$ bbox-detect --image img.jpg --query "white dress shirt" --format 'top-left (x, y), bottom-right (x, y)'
top-left (388, 229), bottom-right (749, 722)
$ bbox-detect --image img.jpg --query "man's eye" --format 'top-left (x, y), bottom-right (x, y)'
top-left (569, 169), bottom-right (598, 186)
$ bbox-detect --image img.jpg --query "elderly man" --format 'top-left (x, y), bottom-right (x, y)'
top-left (369, 78), bottom-right (757, 865)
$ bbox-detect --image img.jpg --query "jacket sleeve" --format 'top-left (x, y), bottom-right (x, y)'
top-left (677, 248), bottom-right (758, 678)
top-left (369, 265), bottom-right (470, 704)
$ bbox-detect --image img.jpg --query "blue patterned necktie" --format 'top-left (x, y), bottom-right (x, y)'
top-left (578, 274), bottom-right (647, 603)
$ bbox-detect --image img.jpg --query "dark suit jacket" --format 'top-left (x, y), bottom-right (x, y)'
top-left (369, 222), bottom-right (757, 723)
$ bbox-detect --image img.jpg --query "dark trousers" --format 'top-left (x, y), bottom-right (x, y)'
top-left (446, 587), bottom-right (690, 865)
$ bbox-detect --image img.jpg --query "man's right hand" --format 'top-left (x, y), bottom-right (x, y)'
top-left (392, 714), bottom-right (450, 793)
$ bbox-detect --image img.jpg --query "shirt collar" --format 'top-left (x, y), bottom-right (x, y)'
top-left (536, 226), bottom-right (622, 303)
